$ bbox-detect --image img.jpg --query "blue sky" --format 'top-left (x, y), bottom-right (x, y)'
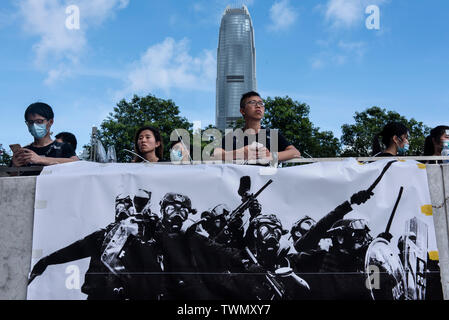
top-left (1, 0), bottom-right (448, 155)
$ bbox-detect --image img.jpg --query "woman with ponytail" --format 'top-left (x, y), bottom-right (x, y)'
top-left (423, 125), bottom-right (449, 164)
top-left (372, 122), bottom-right (410, 157)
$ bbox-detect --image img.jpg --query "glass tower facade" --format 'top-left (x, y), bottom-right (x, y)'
top-left (216, 5), bottom-right (257, 130)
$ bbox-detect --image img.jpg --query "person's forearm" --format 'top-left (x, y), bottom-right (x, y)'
top-left (40, 156), bottom-right (79, 166)
top-left (213, 149), bottom-right (244, 161)
top-left (278, 148), bottom-right (301, 162)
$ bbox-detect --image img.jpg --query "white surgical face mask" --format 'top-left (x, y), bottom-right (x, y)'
top-left (28, 123), bottom-right (48, 139)
top-left (170, 149), bottom-right (183, 162)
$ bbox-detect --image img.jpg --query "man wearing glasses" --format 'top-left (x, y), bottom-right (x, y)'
top-left (214, 91), bottom-right (301, 163)
top-left (11, 102), bottom-right (79, 167)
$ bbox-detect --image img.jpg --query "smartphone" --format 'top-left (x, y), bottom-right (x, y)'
top-left (9, 144), bottom-right (22, 153)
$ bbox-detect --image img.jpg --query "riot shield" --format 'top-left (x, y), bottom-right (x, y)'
top-left (364, 237), bottom-right (406, 300)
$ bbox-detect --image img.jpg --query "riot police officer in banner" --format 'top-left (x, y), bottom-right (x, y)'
top-left (156, 192), bottom-right (215, 300)
top-left (243, 214), bottom-right (310, 300)
top-left (318, 218), bottom-right (374, 299)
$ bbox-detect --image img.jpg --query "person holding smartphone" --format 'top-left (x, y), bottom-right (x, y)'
top-left (11, 102), bottom-right (79, 167)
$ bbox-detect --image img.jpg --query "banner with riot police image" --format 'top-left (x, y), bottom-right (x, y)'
top-left (26, 159), bottom-right (442, 300)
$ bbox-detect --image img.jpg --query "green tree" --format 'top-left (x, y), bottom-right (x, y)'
top-left (341, 106), bottom-right (430, 157)
top-left (0, 146), bottom-right (12, 166)
top-left (94, 94), bottom-right (192, 162)
top-left (262, 96), bottom-right (341, 157)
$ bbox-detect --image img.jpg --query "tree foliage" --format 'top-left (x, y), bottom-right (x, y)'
top-left (0, 146), bottom-right (11, 166)
top-left (262, 96), bottom-right (341, 157)
top-left (96, 94), bottom-right (192, 162)
top-left (341, 106), bottom-right (430, 157)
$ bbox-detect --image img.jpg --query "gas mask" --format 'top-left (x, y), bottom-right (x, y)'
top-left (254, 224), bottom-right (283, 261)
top-left (115, 195), bottom-right (134, 222)
top-left (328, 219), bottom-right (373, 253)
top-left (162, 203), bottom-right (189, 232)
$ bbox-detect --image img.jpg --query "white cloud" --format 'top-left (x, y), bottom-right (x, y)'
top-left (18, 0), bottom-right (129, 84)
top-left (323, 0), bottom-right (387, 29)
top-left (267, 0), bottom-right (297, 31)
top-left (338, 40), bottom-right (366, 57)
top-left (310, 40), bottom-right (366, 69)
top-left (117, 37), bottom-right (216, 99)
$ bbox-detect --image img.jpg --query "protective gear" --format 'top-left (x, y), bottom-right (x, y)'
top-left (159, 193), bottom-right (196, 214)
top-left (201, 204), bottom-right (230, 234)
top-left (115, 194), bottom-right (134, 222)
top-left (160, 193), bottom-right (196, 232)
top-left (327, 219), bottom-right (373, 253)
top-left (364, 237), bottom-right (406, 300)
top-left (248, 214), bottom-right (288, 258)
top-left (290, 216), bottom-right (316, 243)
top-left (248, 199), bottom-right (262, 218)
top-left (350, 190), bottom-right (374, 205)
top-left (170, 149), bottom-right (183, 162)
top-left (443, 140), bottom-right (449, 148)
top-left (133, 189), bottom-right (152, 214)
top-left (398, 144), bottom-right (409, 155)
top-left (28, 123), bottom-right (48, 139)
top-left (397, 137), bottom-right (409, 155)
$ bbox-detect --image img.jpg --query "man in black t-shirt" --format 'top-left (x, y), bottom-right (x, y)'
top-left (11, 102), bottom-right (78, 168)
top-left (213, 91), bottom-right (301, 162)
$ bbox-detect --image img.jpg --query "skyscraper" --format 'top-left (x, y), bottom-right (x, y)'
top-left (216, 5), bottom-right (257, 130)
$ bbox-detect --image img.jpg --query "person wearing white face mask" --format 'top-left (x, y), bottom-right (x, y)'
top-left (169, 138), bottom-right (191, 163)
top-left (372, 122), bottom-right (410, 157)
top-left (423, 125), bottom-right (449, 164)
top-left (11, 102), bottom-right (79, 168)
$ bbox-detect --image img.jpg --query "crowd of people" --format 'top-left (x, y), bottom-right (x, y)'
top-left (8, 91), bottom-right (449, 168)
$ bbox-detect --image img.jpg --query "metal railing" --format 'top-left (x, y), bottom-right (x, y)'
top-left (1, 156), bottom-right (448, 177)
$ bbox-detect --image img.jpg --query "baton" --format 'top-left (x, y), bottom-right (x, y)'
top-left (367, 160), bottom-right (397, 193)
top-left (385, 186), bottom-right (404, 235)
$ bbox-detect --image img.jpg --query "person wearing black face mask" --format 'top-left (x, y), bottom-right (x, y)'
top-left (11, 102), bottom-right (78, 169)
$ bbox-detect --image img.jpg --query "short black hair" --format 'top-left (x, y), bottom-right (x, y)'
top-left (240, 91), bottom-right (261, 109)
top-left (55, 132), bottom-right (77, 151)
top-left (24, 102), bottom-right (54, 121)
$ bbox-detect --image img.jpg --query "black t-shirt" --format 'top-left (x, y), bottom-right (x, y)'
top-left (25, 141), bottom-right (76, 159)
top-left (220, 128), bottom-right (292, 153)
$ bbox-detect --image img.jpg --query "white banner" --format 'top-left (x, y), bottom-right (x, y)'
top-left (26, 159), bottom-right (441, 300)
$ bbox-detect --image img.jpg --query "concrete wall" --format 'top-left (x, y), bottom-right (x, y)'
top-left (1, 164), bottom-right (448, 299)
top-left (426, 164), bottom-right (449, 299)
top-left (0, 176), bottom-right (36, 299)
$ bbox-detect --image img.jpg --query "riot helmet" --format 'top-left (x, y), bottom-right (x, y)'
top-left (290, 215), bottom-right (316, 243)
top-left (133, 189), bottom-right (152, 214)
top-left (159, 193), bottom-right (197, 232)
top-left (201, 204), bottom-right (231, 236)
top-left (327, 218), bottom-right (373, 253)
top-left (248, 214), bottom-right (288, 260)
top-left (115, 193), bottom-right (134, 222)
